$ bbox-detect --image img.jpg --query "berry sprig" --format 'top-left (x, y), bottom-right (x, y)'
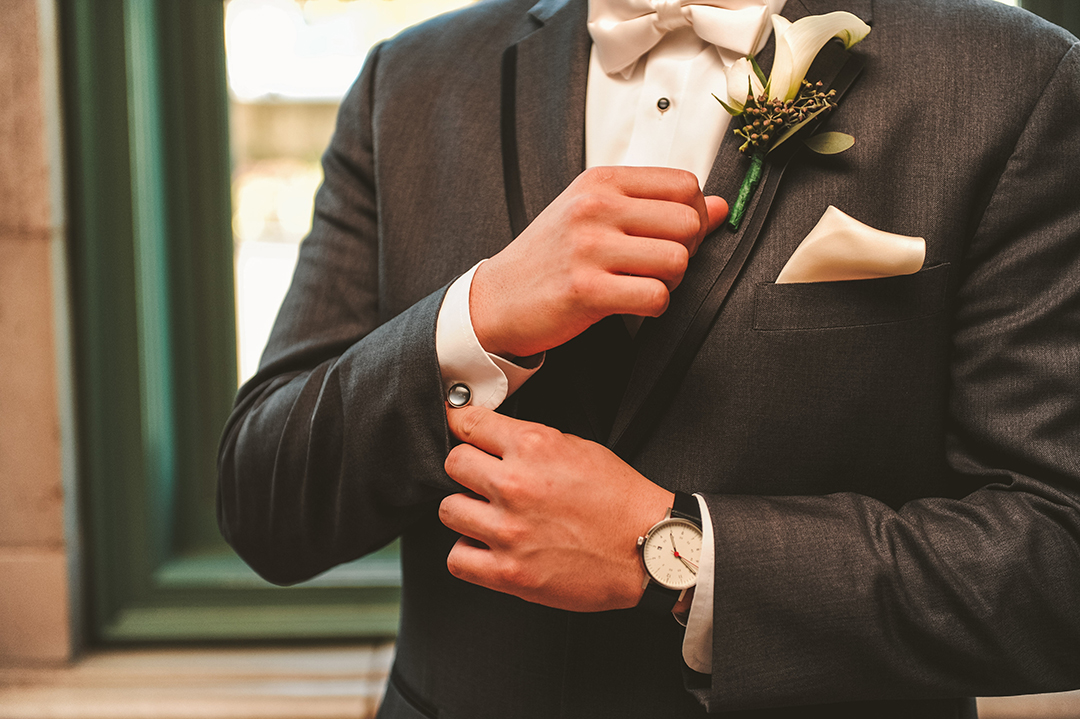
top-left (733, 81), bottom-right (838, 154)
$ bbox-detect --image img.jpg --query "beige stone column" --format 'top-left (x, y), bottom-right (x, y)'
top-left (0, 0), bottom-right (78, 665)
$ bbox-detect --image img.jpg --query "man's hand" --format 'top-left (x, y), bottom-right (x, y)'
top-left (441, 405), bottom-right (675, 612)
top-left (471, 166), bottom-right (728, 359)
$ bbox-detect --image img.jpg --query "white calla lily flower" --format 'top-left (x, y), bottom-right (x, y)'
top-left (724, 57), bottom-right (766, 113)
top-left (769, 11), bottom-right (871, 102)
top-left (715, 10), bottom-right (870, 230)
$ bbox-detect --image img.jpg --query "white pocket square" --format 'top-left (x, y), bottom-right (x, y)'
top-left (776, 206), bottom-right (926, 284)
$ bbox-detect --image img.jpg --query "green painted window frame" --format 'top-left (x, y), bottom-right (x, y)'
top-left (60, 0), bottom-right (400, 643)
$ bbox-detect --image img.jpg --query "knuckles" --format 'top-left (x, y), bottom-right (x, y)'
top-left (565, 191), bottom-right (612, 227)
top-left (566, 230), bottom-right (605, 266)
top-left (514, 424), bottom-right (558, 457)
top-left (497, 558), bottom-right (539, 593)
top-left (490, 515), bottom-right (526, 548)
top-left (565, 267), bottom-right (605, 309)
top-left (491, 463), bottom-right (534, 508)
top-left (578, 165), bottom-right (618, 187)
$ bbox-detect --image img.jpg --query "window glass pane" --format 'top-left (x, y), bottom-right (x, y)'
top-left (226, 0), bottom-right (470, 384)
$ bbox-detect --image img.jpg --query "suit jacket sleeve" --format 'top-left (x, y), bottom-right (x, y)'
top-left (217, 43), bottom-right (456, 586)
top-left (691, 41), bottom-right (1080, 712)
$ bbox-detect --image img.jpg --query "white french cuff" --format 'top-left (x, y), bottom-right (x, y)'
top-left (435, 261), bottom-right (544, 410)
top-left (682, 493), bottom-right (715, 673)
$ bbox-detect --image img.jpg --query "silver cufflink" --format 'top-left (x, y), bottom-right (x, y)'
top-left (447, 383), bottom-right (472, 408)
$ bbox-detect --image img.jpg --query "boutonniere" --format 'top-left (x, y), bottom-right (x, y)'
top-left (716, 12), bottom-right (871, 229)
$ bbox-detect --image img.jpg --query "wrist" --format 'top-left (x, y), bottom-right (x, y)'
top-left (624, 488), bottom-right (675, 607)
top-left (469, 258), bottom-right (514, 359)
top-left (635, 490), bottom-right (702, 614)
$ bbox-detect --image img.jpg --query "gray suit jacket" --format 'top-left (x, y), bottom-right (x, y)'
top-left (218, 0), bottom-right (1080, 716)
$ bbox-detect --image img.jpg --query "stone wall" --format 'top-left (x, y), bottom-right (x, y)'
top-left (0, 0), bottom-right (77, 665)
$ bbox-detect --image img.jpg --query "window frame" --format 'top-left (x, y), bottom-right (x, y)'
top-left (61, 0), bottom-right (400, 643)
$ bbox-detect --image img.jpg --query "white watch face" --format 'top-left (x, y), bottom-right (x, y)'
top-left (641, 518), bottom-right (702, 590)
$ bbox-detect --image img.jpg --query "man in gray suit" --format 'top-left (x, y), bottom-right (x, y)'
top-left (218, 0), bottom-right (1080, 716)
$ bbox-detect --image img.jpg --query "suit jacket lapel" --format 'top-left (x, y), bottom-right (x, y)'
top-left (504, 0), bottom-right (590, 231)
top-left (607, 0), bottom-right (872, 455)
top-left (503, 0), bottom-right (628, 440)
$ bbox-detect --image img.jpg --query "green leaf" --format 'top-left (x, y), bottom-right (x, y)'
top-left (749, 55), bottom-right (768, 89)
top-left (712, 93), bottom-right (742, 117)
top-left (767, 106), bottom-right (829, 154)
top-left (803, 132), bottom-right (855, 155)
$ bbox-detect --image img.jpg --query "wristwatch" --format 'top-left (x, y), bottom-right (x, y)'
top-left (637, 491), bottom-right (703, 613)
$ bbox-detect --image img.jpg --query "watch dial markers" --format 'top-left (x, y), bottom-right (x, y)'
top-left (641, 519), bottom-right (702, 590)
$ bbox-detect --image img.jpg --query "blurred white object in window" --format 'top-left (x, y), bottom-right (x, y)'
top-left (226, 0), bottom-right (470, 384)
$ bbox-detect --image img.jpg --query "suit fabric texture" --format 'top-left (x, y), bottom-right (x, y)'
top-left (217, 0), bottom-right (1080, 716)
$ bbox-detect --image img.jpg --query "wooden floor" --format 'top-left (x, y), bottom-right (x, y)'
top-left (0, 644), bottom-right (1077, 719)
top-left (0, 644), bottom-right (393, 719)
top-left (979, 691), bottom-right (1080, 719)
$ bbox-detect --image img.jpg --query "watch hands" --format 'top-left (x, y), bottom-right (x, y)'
top-left (669, 532), bottom-right (698, 574)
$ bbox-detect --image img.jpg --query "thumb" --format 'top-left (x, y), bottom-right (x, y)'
top-left (704, 195), bottom-right (729, 234)
top-left (446, 404), bottom-right (515, 457)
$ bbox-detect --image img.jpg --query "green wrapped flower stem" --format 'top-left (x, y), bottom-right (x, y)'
top-left (729, 150), bottom-right (765, 230)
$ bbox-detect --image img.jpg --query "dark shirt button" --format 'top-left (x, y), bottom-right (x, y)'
top-left (657, 97), bottom-right (671, 111)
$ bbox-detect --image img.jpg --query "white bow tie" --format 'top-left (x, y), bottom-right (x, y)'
top-left (587, 0), bottom-right (772, 78)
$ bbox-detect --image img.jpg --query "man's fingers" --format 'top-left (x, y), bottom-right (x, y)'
top-left (681, 191), bottom-right (726, 257)
top-left (588, 166), bottom-right (712, 252)
top-left (439, 491), bottom-right (498, 543)
top-left (607, 195), bottom-right (727, 286)
top-left (602, 236), bottom-right (689, 286)
top-left (595, 274), bottom-right (671, 317)
top-left (446, 405), bottom-right (519, 456)
top-left (704, 195), bottom-right (729, 235)
top-left (586, 165), bottom-right (701, 204)
top-left (445, 536), bottom-right (504, 590)
top-left (447, 536), bottom-right (541, 599)
top-left (469, 165), bottom-right (720, 358)
top-left (448, 406), bottom-right (566, 464)
top-left (444, 441), bottom-right (502, 497)
top-left (613, 198), bottom-right (706, 246)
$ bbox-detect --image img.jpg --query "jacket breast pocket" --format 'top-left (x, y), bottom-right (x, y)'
top-left (752, 263), bottom-right (950, 331)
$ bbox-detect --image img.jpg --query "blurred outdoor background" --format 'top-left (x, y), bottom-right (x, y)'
top-left (226, 0), bottom-right (468, 384)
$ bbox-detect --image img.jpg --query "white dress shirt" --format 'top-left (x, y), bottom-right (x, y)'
top-left (434, 0), bottom-right (787, 674)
